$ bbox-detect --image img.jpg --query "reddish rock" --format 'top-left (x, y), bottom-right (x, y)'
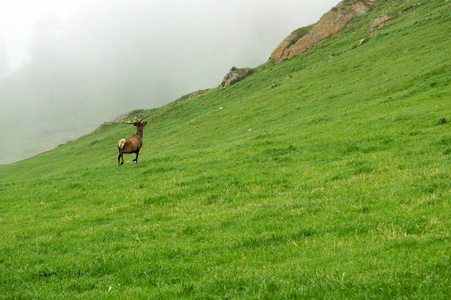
top-left (269, 25), bottom-right (314, 62)
top-left (269, 0), bottom-right (377, 63)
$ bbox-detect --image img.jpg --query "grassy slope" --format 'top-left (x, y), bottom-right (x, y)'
top-left (1, 0), bottom-right (450, 298)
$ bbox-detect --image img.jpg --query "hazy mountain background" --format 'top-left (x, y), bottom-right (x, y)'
top-left (0, 0), bottom-right (340, 164)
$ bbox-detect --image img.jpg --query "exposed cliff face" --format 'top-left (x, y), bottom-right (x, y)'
top-left (269, 25), bottom-right (315, 63)
top-left (269, 0), bottom-right (377, 63)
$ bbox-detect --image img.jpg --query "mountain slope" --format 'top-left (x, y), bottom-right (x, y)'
top-left (1, 0), bottom-right (450, 298)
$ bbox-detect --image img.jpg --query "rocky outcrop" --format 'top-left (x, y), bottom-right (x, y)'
top-left (369, 14), bottom-right (390, 33)
top-left (269, 25), bottom-right (315, 63)
top-left (269, 0), bottom-right (377, 63)
top-left (219, 67), bottom-right (254, 89)
top-left (188, 89), bottom-right (209, 99)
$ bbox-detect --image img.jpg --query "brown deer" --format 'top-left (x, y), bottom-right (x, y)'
top-left (117, 114), bottom-right (148, 166)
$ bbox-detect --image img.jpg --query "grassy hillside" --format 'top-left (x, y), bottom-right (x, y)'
top-left (1, 0), bottom-right (450, 298)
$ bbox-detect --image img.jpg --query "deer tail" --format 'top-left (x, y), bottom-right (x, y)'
top-left (118, 139), bottom-right (127, 150)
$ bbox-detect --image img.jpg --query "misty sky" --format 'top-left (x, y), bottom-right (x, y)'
top-left (1, 0), bottom-right (340, 72)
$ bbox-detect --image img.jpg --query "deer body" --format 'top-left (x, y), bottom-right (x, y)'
top-left (117, 115), bottom-right (147, 166)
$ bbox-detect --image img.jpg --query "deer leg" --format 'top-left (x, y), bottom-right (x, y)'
top-left (118, 152), bottom-right (124, 166)
top-left (133, 149), bottom-right (140, 163)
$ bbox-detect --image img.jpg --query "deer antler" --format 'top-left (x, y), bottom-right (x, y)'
top-left (121, 114), bottom-right (146, 124)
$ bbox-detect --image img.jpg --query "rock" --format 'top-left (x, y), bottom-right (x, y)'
top-left (269, 0), bottom-right (376, 63)
top-left (269, 25), bottom-right (314, 62)
top-left (369, 14), bottom-right (391, 33)
top-left (219, 66), bottom-right (254, 89)
top-left (188, 89), bottom-right (208, 100)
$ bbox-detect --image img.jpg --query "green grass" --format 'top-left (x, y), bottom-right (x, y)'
top-left (1, 0), bottom-right (450, 298)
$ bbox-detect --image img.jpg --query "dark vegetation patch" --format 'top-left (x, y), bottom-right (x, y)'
top-left (262, 145), bottom-right (298, 156)
top-left (436, 118), bottom-right (448, 125)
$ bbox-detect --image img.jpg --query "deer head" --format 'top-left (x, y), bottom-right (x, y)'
top-left (121, 114), bottom-right (148, 128)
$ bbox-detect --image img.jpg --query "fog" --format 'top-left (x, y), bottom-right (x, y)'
top-left (0, 0), bottom-right (340, 164)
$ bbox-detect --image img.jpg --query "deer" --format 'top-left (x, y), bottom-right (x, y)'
top-left (117, 114), bottom-right (148, 166)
